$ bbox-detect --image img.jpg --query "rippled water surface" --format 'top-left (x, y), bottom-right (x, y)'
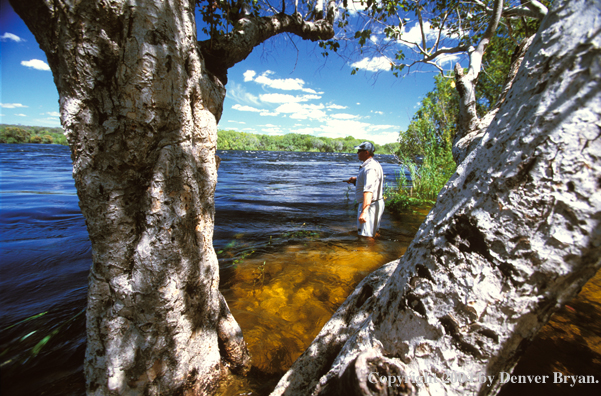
top-left (1, 144), bottom-right (599, 396)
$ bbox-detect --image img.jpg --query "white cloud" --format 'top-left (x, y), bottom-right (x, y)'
top-left (275, 102), bottom-right (327, 120)
top-left (21, 59), bottom-right (51, 71)
top-left (319, 119), bottom-right (372, 138)
top-left (369, 131), bottom-right (401, 145)
top-left (330, 113), bottom-right (359, 120)
top-left (368, 124), bottom-right (399, 131)
top-left (371, 110), bottom-right (384, 115)
top-left (253, 70), bottom-right (317, 93)
top-left (313, 118), bottom-right (400, 145)
top-left (227, 120), bottom-right (246, 124)
top-left (243, 70), bottom-right (256, 82)
top-left (1, 103), bottom-right (28, 109)
top-left (227, 82), bottom-right (260, 106)
top-left (351, 57), bottom-right (392, 73)
top-left (46, 111), bottom-right (61, 117)
top-left (396, 21), bottom-right (461, 47)
top-left (346, 1), bottom-right (368, 15)
top-left (327, 103), bottom-right (347, 110)
top-left (290, 127), bottom-right (315, 135)
top-left (260, 93), bottom-right (321, 104)
top-left (15, 113), bottom-right (27, 117)
top-left (0, 32), bottom-right (23, 42)
top-left (232, 104), bottom-right (262, 112)
top-left (33, 117), bottom-right (62, 126)
top-left (261, 127), bottom-right (283, 134)
top-left (400, 22), bottom-right (432, 44)
top-left (434, 53), bottom-right (462, 67)
top-left (259, 110), bottom-right (280, 117)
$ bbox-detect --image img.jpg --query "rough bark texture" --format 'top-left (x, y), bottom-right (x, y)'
top-left (453, 34), bottom-right (535, 164)
top-left (9, 0), bottom-right (248, 394)
top-left (272, 0), bottom-right (601, 394)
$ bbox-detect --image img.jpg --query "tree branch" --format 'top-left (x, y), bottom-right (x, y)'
top-left (417, 5), bottom-right (428, 55)
top-left (520, 0), bottom-right (548, 19)
top-left (472, 0), bottom-right (548, 20)
top-left (198, 1), bottom-right (336, 84)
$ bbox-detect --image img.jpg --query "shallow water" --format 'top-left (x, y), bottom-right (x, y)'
top-left (1, 144), bottom-right (599, 396)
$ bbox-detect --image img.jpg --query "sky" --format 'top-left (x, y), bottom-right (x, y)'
top-left (0, 0), bottom-right (466, 145)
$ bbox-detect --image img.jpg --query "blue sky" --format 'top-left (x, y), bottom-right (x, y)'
top-left (0, 1), bottom-right (466, 145)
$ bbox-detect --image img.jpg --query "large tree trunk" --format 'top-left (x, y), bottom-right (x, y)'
top-left (10, 0), bottom-right (338, 394)
top-left (9, 0), bottom-right (250, 394)
top-left (271, 0), bottom-right (601, 394)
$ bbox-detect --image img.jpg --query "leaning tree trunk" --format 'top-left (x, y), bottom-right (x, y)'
top-left (9, 0), bottom-right (250, 394)
top-left (271, 0), bottom-right (601, 395)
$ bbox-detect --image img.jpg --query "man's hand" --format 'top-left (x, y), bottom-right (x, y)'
top-left (358, 210), bottom-right (368, 223)
top-left (360, 192), bottom-right (373, 223)
top-left (345, 177), bottom-right (357, 185)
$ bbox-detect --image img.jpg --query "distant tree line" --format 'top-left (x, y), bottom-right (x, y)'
top-left (217, 129), bottom-right (399, 154)
top-left (0, 124), bottom-right (400, 154)
top-left (0, 124), bottom-right (68, 145)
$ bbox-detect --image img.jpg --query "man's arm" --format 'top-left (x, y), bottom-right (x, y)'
top-left (359, 192), bottom-right (373, 223)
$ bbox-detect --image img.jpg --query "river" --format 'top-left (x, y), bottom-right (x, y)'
top-left (1, 144), bottom-right (599, 396)
top-left (0, 144), bottom-right (428, 395)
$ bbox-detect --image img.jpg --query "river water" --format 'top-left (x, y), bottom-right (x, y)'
top-left (0, 144), bottom-right (427, 395)
top-left (1, 144), bottom-right (599, 396)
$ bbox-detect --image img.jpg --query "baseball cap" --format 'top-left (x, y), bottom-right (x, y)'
top-left (354, 141), bottom-right (375, 154)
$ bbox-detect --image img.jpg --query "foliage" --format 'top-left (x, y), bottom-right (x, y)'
top-left (326, 0), bottom-right (551, 80)
top-left (217, 129), bottom-right (399, 154)
top-left (0, 124), bottom-right (67, 145)
top-left (195, 0), bottom-right (327, 39)
top-left (386, 73), bottom-right (457, 214)
top-left (475, 10), bottom-right (546, 115)
top-left (398, 73), bottom-right (458, 161)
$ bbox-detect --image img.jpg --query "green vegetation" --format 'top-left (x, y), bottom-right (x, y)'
top-left (1, 124), bottom-right (399, 154)
top-left (385, 74), bottom-right (458, 215)
top-left (217, 129), bottom-right (399, 154)
top-left (0, 124), bottom-right (67, 145)
top-left (385, 32), bottom-right (513, 214)
top-left (385, 7), bottom-right (541, 215)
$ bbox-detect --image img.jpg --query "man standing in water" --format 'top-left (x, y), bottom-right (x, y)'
top-left (345, 142), bottom-right (385, 239)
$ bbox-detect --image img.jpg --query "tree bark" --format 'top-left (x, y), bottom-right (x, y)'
top-left (10, 0), bottom-right (249, 394)
top-left (453, 34), bottom-right (534, 164)
top-left (9, 0), bottom-right (339, 394)
top-left (271, 0), bottom-right (601, 394)
top-left (452, 0), bottom-right (504, 158)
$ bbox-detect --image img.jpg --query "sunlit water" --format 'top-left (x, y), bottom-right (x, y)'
top-left (1, 144), bottom-right (599, 396)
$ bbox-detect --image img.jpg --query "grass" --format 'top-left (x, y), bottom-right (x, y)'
top-left (385, 144), bottom-right (456, 214)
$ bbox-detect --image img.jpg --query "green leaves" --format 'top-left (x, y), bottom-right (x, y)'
top-left (398, 73), bottom-right (458, 160)
top-left (354, 29), bottom-right (372, 47)
top-left (319, 40), bottom-right (340, 57)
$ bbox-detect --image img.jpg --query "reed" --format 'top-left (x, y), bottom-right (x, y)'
top-left (385, 135), bottom-right (456, 214)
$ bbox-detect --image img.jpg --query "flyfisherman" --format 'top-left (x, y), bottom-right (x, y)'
top-left (345, 141), bottom-right (385, 238)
